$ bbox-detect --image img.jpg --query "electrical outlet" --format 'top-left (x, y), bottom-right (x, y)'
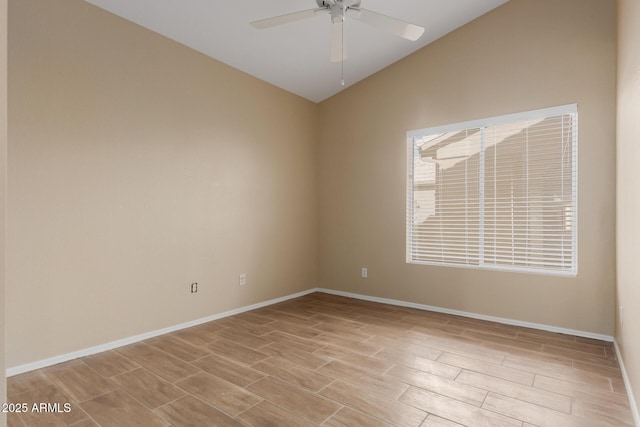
top-left (239, 273), bottom-right (246, 286)
top-left (361, 267), bottom-right (368, 278)
top-left (190, 282), bottom-right (198, 293)
top-left (620, 306), bottom-right (624, 325)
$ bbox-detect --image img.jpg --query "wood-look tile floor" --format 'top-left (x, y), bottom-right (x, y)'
top-left (7, 292), bottom-right (635, 426)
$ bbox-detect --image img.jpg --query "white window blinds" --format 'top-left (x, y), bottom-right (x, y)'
top-left (407, 105), bottom-right (577, 276)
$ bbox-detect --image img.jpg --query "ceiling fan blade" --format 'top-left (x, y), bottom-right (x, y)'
top-left (352, 8), bottom-right (425, 41)
top-left (250, 8), bottom-right (323, 29)
top-left (330, 22), bottom-right (347, 63)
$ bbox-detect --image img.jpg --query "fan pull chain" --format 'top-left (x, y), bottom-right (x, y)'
top-left (341, 13), bottom-right (345, 86)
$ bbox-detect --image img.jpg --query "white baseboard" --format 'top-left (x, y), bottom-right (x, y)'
top-left (8, 286), bottom-right (618, 378)
top-left (614, 340), bottom-right (640, 427)
top-left (6, 288), bottom-right (318, 377)
top-left (316, 288), bottom-right (614, 342)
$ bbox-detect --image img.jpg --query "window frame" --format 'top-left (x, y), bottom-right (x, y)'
top-left (406, 104), bottom-right (578, 277)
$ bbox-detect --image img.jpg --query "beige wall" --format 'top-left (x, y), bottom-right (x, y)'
top-left (616, 0), bottom-right (640, 417)
top-left (1, 0), bottom-right (7, 422)
top-left (318, 0), bottom-right (617, 335)
top-left (6, 0), bottom-right (621, 375)
top-left (7, 0), bottom-right (318, 368)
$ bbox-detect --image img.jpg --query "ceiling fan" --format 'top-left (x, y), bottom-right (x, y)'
top-left (250, 0), bottom-right (425, 63)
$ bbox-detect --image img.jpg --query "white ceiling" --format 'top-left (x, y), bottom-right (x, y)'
top-left (85, 0), bottom-right (509, 103)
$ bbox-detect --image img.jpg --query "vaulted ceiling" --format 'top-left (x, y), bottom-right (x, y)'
top-left (85, 0), bottom-right (509, 102)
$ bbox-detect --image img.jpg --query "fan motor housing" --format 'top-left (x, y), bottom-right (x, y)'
top-left (316, 0), bottom-right (361, 8)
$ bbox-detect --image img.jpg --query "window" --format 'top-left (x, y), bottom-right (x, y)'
top-left (406, 105), bottom-right (577, 276)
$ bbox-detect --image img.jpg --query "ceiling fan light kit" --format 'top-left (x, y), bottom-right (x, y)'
top-left (251, 0), bottom-right (425, 85)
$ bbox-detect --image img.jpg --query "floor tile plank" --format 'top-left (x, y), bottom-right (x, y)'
top-left (264, 331), bottom-right (323, 353)
top-left (400, 386), bottom-right (521, 427)
top-left (320, 380), bottom-right (427, 426)
top-left (252, 357), bottom-right (333, 392)
top-left (482, 391), bottom-right (600, 427)
top-left (247, 377), bottom-right (340, 424)
top-left (145, 334), bottom-right (211, 362)
top-left (319, 360), bottom-right (409, 399)
top-left (423, 337), bottom-right (507, 364)
top-left (43, 361), bottom-right (118, 403)
top-left (572, 396), bottom-right (635, 426)
top-left (214, 327), bottom-right (274, 349)
top-left (517, 332), bottom-right (607, 356)
top-left (82, 350), bottom-right (139, 378)
top-left (437, 352), bottom-right (534, 386)
top-left (237, 400), bottom-right (318, 427)
top-left (421, 414), bottom-right (465, 426)
top-left (110, 367), bottom-right (186, 409)
top-left (80, 389), bottom-right (168, 426)
top-left (456, 369), bottom-right (571, 413)
top-left (176, 372), bottom-right (262, 417)
top-left (204, 338), bottom-right (270, 365)
top-left (387, 365), bottom-right (487, 406)
top-left (192, 353), bottom-right (266, 387)
top-left (7, 370), bottom-right (53, 399)
top-left (387, 354), bottom-right (461, 379)
top-left (329, 351), bottom-right (395, 376)
top-left (533, 374), bottom-right (631, 407)
top-left (169, 325), bottom-right (219, 347)
top-left (115, 343), bottom-right (200, 383)
top-left (6, 413), bottom-right (25, 427)
top-left (155, 395), bottom-right (244, 426)
top-left (260, 342), bottom-right (329, 370)
top-left (323, 407), bottom-right (392, 427)
top-left (314, 333), bottom-right (383, 356)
